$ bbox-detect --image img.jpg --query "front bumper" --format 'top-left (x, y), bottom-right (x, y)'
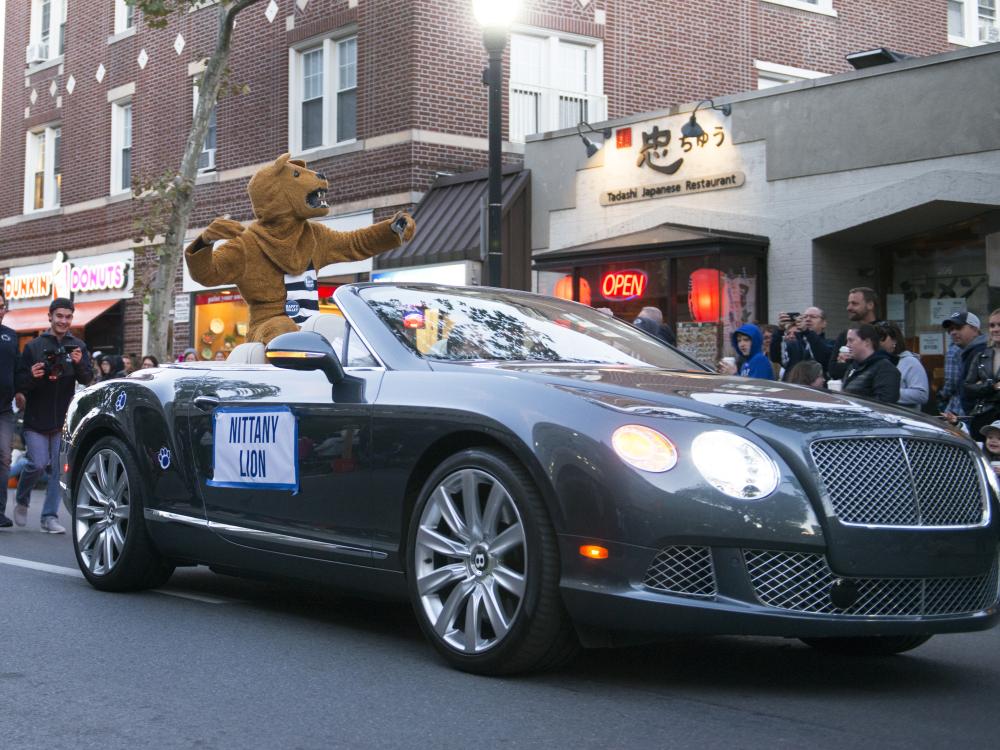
top-left (558, 536), bottom-right (1000, 641)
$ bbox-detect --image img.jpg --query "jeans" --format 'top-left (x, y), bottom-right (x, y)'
top-left (0, 411), bottom-right (13, 514)
top-left (16, 429), bottom-right (63, 520)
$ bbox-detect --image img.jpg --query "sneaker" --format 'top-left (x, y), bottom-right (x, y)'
top-left (13, 504), bottom-right (27, 527)
top-left (0, 513), bottom-right (11, 528)
top-left (40, 517), bottom-right (66, 534)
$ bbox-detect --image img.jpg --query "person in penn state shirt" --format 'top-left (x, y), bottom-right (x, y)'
top-left (12, 298), bottom-right (93, 534)
top-left (0, 291), bottom-right (19, 528)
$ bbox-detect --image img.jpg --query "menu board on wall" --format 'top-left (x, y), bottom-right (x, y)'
top-left (677, 322), bottom-right (719, 366)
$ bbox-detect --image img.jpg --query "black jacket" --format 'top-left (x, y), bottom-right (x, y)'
top-left (15, 331), bottom-right (93, 433)
top-left (843, 349), bottom-right (901, 403)
top-left (0, 324), bottom-right (18, 414)
top-left (959, 335), bottom-right (989, 413)
top-left (963, 345), bottom-right (1000, 413)
top-left (770, 328), bottom-right (833, 379)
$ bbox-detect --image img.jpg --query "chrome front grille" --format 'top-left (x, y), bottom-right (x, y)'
top-left (809, 438), bottom-right (986, 527)
top-left (643, 545), bottom-right (717, 598)
top-left (744, 549), bottom-right (1000, 617)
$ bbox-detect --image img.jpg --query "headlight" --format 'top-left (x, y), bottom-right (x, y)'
top-left (691, 431), bottom-right (779, 499)
top-left (979, 455), bottom-right (1000, 498)
top-left (612, 425), bottom-right (678, 473)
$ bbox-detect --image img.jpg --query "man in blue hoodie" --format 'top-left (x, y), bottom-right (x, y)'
top-left (721, 324), bottom-right (774, 379)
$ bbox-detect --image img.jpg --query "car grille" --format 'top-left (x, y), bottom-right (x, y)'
top-left (744, 549), bottom-right (1000, 617)
top-left (643, 545), bottom-right (717, 598)
top-left (809, 438), bottom-right (986, 526)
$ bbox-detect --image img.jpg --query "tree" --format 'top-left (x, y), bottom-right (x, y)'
top-left (131, 0), bottom-right (263, 362)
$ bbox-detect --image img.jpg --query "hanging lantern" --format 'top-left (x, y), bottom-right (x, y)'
top-left (553, 275), bottom-right (592, 306)
top-left (688, 268), bottom-right (721, 322)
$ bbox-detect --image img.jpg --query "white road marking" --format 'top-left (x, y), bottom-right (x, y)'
top-left (0, 554), bottom-right (236, 605)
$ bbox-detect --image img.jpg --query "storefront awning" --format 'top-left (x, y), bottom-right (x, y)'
top-left (3, 298), bottom-right (121, 333)
top-left (533, 223), bottom-right (768, 266)
top-left (375, 166), bottom-right (531, 269)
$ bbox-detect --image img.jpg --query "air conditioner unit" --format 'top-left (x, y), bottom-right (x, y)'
top-left (25, 42), bottom-right (48, 64)
top-left (980, 19), bottom-right (1000, 43)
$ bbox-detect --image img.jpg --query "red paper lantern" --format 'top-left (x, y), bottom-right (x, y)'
top-left (688, 268), bottom-right (721, 322)
top-left (553, 275), bottom-right (591, 306)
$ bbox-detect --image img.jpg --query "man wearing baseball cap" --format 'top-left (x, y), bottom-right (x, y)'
top-left (941, 311), bottom-right (987, 417)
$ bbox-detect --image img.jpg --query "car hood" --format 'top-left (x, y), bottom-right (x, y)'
top-left (453, 363), bottom-right (962, 439)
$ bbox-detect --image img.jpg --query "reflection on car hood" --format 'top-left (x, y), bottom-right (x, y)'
top-left (480, 363), bottom-right (961, 438)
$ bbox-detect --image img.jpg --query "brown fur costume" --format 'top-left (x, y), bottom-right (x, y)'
top-left (185, 153), bottom-right (415, 343)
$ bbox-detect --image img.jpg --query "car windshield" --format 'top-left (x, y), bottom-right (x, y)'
top-left (360, 285), bottom-right (706, 369)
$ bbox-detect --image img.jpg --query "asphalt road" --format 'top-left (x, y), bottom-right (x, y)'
top-left (1, 492), bottom-right (998, 750)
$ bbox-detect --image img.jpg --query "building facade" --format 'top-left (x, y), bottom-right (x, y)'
top-left (0, 0), bottom-right (988, 359)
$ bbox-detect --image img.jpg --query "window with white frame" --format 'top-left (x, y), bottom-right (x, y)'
top-left (193, 87), bottom-right (218, 171)
top-left (509, 30), bottom-right (604, 143)
top-left (111, 101), bottom-right (132, 194)
top-left (27, 0), bottom-right (66, 63)
top-left (949, 0), bottom-right (999, 44)
top-left (114, 0), bottom-right (135, 35)
top-left (288, 34), bottom-right (357, 153)
top-left (754, 61), bottom-right (829, 89)
top-left (24, 125), bottom-right (61, 212)
top-left (761, 0), bottom-right (836, 16)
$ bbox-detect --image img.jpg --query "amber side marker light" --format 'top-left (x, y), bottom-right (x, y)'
top-left (265, 350), bottom-right (321, 359)
top-left (579, 545), bottom-right (609, 560)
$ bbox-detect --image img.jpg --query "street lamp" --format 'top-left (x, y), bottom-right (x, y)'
top-left (473, 0), bottom-right (521, 288)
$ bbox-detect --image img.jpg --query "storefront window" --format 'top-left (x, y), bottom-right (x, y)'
top-left (193, 291), bottom-right (249, 360)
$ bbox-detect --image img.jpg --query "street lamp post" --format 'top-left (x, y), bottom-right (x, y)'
top-left (473, 1), bottom-right (520, 288)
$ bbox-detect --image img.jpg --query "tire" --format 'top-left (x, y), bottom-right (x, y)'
top-left (407, 447), bottom-right (578, 675)
top-left (71, 436), bottom-right (174, 592)
top-left (800, 634), bottom-right (933, 656)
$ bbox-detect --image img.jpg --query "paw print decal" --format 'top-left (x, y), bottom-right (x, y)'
top-left (115, 392), bottom-right (127, 411)
top-left (157, 447), bottom-right (171, 470)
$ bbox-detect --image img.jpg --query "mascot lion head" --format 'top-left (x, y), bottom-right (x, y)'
top-left (247, 153), bottom-right (330, 223)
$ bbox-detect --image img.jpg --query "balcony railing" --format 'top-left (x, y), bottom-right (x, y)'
top-left (509, 83), bottom-right (607, 142)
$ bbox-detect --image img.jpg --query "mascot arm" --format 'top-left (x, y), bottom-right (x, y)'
top-left (184, 218), bottom-right (247, 286)
top-left (313, 212), bottom-right (416, 268)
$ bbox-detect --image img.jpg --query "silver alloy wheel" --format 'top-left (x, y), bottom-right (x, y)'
top-left (414, 468), bottom-right (527, 653)
top-left (74, 448), bottom-right (130, 576)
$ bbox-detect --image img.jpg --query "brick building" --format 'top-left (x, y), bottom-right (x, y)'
top-left (0, 0), bottom-right (991, 359)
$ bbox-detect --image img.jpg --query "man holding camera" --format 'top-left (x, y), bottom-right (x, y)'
top-left (11, 298), bottom-right (92, 534)
top-left (773, 307), bottom-right (833, 380)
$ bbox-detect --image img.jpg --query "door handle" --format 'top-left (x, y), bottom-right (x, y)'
top-left (194, 395), bottom-right (221, 412)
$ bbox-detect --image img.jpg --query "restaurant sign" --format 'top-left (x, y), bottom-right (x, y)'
top-left (3, 250), bottom-right (134, 305)
top-left (600, 172), bottom-right (745, 206)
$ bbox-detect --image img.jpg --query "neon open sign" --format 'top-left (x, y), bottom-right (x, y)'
top-left (600, 270), bottom-right (648, 300)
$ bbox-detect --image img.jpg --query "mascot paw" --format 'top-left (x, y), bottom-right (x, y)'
top-left (390, 212), bottom-right (416, 243)
top-left (202, 218), bottom-right (246, 244)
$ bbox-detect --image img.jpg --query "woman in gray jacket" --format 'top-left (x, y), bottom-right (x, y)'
top-left (877, 321), bottom-right (929, 409)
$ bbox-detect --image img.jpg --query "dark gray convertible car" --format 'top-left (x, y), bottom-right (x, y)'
top-left (60, 284), bottom-right (999, 674)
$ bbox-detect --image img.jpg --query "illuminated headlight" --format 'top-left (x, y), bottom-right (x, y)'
top-left (691, 431), bottom-right (779, 499)
top-left (979, 455), bottom-right (1000, 498)
top-left (612, 425), bottom-right (678, 473)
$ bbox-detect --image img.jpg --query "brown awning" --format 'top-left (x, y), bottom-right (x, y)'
top-left (375, 166), bottom-right (530, 269)
top-left (3, 298), bottom-right (120, 333)
top-left (533, 222), bottom-right (768, 266)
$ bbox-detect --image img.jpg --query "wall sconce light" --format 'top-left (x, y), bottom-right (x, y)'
top-left (577, 121), bottom-right (612, 158)
top-left (680, 99), bottom-right (732, 140)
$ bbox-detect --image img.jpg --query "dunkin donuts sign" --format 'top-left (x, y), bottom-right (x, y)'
top-left (3, 251), bottom-right (132, 302)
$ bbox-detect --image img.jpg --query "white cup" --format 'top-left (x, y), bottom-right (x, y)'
top-left (991, 461), bottom-right (1000, 470)
top-left (827, 379), bottom-right (843, 392)
top-left (721, 356), bottom-right (735, 368)
top-left (839, 346), bottom-right (851, 355)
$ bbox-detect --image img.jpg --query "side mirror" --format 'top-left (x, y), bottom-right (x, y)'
top-left (265, 331), bottom-right (345, 383)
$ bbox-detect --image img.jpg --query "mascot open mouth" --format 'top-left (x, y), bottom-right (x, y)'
top-left (306, 188), bottom-right (328, 209)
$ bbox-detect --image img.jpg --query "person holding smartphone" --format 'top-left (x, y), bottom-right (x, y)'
top-left (11, 298), bottom-right (92, 534)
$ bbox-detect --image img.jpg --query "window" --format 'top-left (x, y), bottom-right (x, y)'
top-left (114, 0), bottom-right (135, 35)
top-left (761, 0), bottom-right (836, 16)
top-left (509, 30), bottom-right (604, 142)
top-left (289, 34), bottom-right (357, 152)
top-left (24, 125), bottom-right (61, 212)
top-left (949, 0), bottom-right (998, 44)
top-left (27, 0), bottom-right (65, 63)
top-left (754, 61), bottom-right (829, 89)
top-left (111, 101), bottom-right (132, 194)
top-left (193, 87), bottom-right (218, 171)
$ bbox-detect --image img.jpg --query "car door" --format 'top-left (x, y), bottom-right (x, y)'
top-left (188, 346), bottom-right (383, 563)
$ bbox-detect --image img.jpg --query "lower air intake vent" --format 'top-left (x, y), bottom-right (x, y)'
top-left (643, 545), bottom-right (717, 598)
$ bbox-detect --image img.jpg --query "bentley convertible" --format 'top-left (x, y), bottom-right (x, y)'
top-left (60, 284), bottom-right (999, 674)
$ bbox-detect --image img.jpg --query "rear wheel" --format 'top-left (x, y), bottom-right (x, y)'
top-left (800, 634), bottom-right (932, 656)
top-left (72, 436), bottom-right (174, 591)
top-left (407, 448), bottom-right (577, 674)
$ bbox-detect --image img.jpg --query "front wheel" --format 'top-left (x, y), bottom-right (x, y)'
top-left (800, 634), bottom-right (933, 656)
top-left (407, 448), bottom-right (577, 674)
top-left (72, 436), bottom-right (174, 591)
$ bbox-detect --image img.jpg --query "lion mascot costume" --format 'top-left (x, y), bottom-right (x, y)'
top-left (185, 153), bottom-right (415, 344)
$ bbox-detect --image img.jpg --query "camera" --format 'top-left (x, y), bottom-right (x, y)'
top-left (43, 344), bottom-right (78, 378)
top-left (786, 312), bottom-right (799, 323)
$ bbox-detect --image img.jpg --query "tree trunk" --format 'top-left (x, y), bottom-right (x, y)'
top-left (143, 1), bottom-right (260, 362)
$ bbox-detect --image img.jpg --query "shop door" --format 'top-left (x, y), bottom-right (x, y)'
top-left (188, 364), bottom-right (381, 562)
